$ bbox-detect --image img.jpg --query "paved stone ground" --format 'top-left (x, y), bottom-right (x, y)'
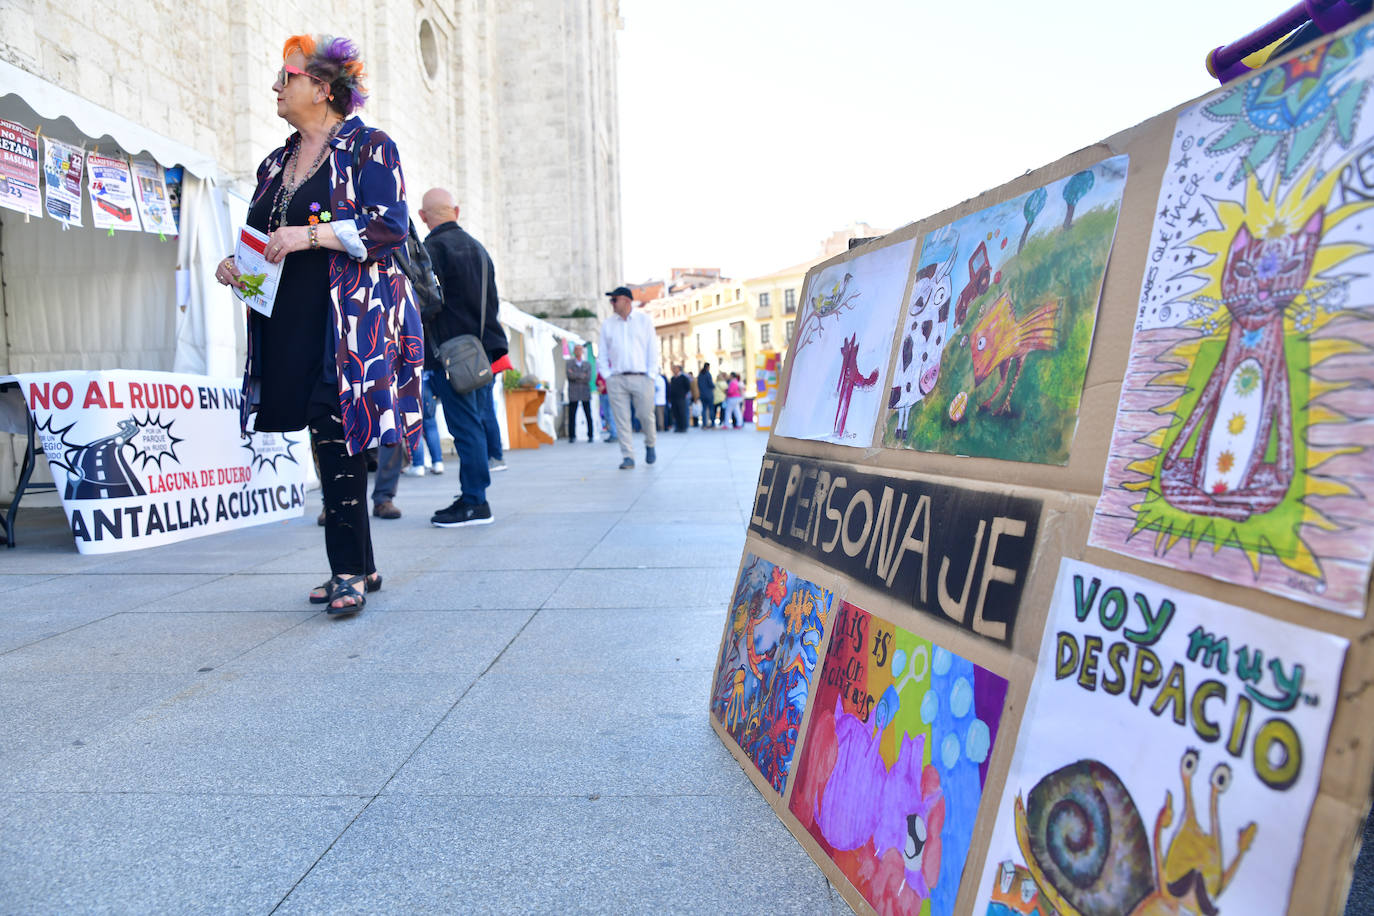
top-left (0, 426), bottom-right (851, 913)
top-left (4, 425), bottom-right (1370, 914)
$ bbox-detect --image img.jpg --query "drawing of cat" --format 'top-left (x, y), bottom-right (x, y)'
top-left (1159, 210), bottom-right (1323, 521)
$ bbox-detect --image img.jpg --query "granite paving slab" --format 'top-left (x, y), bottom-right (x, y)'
top-left (0, 606), bottom-right (115, 654)
top-left (375, 568), bottom-right (571, 610)
top-left (0, 610), bottom-right (311, 675)
top-left (0, 673), bottom-right (191, 779)
top-left (275, 793), bottom-right (845, 915)
top-left (386, 668), bottom-right (751, 798)
top-left (10, 671), bottom-right (466, 796)
top-left (6, 572), bottom-right (221, 612)
top-left (230, 608), bottom-right (533, 675)
top-left (490, 606), bottom-right (726, 676)
top-left (0, 791), bottom-right (369, 913)
top-left (544, 567), bottom-right (736, 609)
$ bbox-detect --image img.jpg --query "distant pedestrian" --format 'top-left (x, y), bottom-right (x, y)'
top-left (598, 286), bottom-right (659, 469)
top-left (697, 363), bottom-right (715, 429)
top-left (419, 187), bottom-right (508, 527)
top-left (688, 370), bottom-right (701, 426)
top-left (654, 371), bottom-right (668, 431)
top-left (372, 439), bottom-right (404, 518)
top-left (715, 371), bottom-right (729, 427)
top-left (406, 370), bottom-right (445, 475)
top-left (668, 364), bottom-right (692, 433)
top-left (565, 344), bottom-right (593, 442)
top-left (725, 372), bottom-right (744, 428)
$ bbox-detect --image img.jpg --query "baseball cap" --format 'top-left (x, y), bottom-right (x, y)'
top-left (605, 286), bottom-right (633, 299)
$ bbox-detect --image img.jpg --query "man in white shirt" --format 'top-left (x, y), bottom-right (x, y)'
top-left (598, 286), bottom-right (660, 469)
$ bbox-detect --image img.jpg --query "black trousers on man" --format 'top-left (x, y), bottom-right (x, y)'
top-left (566, 398), bottom-right (593, 441)
top-left (670, 394), bottom-right (690, 432)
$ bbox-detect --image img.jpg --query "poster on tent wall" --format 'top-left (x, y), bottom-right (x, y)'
top-left (15, 370), bottom-right (307, 554)
top-left (972, 558), bottom-right (1345, 916)
top-left (86, 152), bottom-right (142, 231)
top-left (1089, 24), bottom-right (1374, 615)
top-left (881, 155), bottom-right (1128, 464)
top-left (131, 157), bottom-right (177, 236)
top-left (773, 238), bottom-right (917, 446)
top-left (0, 118), bottom-right (42, 218)
top-left (788, 599), bottom-right (1007, 916)
top-left (41, 136), bottom-right (84, 227)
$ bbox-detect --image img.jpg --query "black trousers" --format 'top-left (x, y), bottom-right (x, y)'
top-left (670, 395), bottom-right (689, 431)
top-left (310, 412), bottom-right (376, 577)
top-left (567, 399), bottom-right (593, 440)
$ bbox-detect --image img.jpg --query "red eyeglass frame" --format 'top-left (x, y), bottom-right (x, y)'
top-left (278, 64), bottom-right (328, 87)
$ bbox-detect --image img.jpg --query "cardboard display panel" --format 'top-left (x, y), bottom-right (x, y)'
top-left (710, 14), bottom-right (1374, 916)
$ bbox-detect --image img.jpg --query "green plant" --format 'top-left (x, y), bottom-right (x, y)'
top-left (502, 370), bottom-right (523, 390)
top-left (568, 307), bottom-right (597, 318)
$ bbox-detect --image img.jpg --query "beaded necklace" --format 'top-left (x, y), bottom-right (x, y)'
top-left (269, 119), bottom-right (342, 232)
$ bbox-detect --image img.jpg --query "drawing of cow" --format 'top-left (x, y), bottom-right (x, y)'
top-left (887, 243), bottom-right (958, 441)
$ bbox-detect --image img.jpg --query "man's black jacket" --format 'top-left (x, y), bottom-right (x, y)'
top-left (669, 373), bottom-right (692, 402)
top-left (697, 368), bottom-right (715, 405)
top-left (422, 221), bottom-right (509, 371)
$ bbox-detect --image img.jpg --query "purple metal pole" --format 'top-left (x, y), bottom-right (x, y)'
top-left (1206, 0), bottom-right (1366, 84)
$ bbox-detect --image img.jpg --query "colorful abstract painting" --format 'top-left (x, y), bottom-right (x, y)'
top-left (773, 237), bottom-right (918, 446)
top-left (973, 559), bottom-right (1345, 916)
top-left (1090, 26), bottom-right (1374, 614)
top-left (710, 554), bottom-right (833, 795)
top-left (788, 600), bottom-right (1008, 915)
top-left (881, 156), bottom-right (1128, 464)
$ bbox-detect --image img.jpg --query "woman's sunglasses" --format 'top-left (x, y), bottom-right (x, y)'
top-left (278, 64), bottom-right (328, 88)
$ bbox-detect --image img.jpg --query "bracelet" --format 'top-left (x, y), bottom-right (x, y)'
top-left (309, 226), bottom-right (319, 249)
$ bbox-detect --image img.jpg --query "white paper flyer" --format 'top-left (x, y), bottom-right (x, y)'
top-left (86, 152), bottom-right (142, 231)
top-left (233, 225), bottom-right (282, 317)
top-left (42, 137), bottom-right (84, 227)
top-left (131, 157), bottom-right (177, 236)
top-left (0, 118), bottom-right (42, 218)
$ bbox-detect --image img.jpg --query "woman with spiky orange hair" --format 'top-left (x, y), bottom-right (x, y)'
top-left (215, 35), bottom-right (423, 617)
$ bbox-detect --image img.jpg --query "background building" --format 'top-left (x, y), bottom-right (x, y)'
top-left (644, 223), bottom-right (887, 386)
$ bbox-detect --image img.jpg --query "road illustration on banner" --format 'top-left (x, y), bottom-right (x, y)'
top-left (59, 418), bottom-right (147, 500)
top-left (40, 413), bottom-right (187, 501)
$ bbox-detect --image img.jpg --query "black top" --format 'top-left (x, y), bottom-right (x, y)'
top-left (421, 221), bottom-right (508, 372)
top-left (246, 165), bottom-right (336, 431)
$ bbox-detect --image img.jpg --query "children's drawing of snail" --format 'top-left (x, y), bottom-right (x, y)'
top-left (1012, 748), bottom-right (1256, 915)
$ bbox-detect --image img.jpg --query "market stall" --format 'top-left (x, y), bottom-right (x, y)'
top-left (0, 60), bottom-right (236, 503)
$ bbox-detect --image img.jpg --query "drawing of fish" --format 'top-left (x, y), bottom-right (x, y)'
top-left (969, 293), bottom-right (1060, 415)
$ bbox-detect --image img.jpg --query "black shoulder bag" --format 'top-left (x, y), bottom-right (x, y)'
top-left (437, 252), bottom-right (494, 394)
top-left (396, 220), bottom-right (443, 320)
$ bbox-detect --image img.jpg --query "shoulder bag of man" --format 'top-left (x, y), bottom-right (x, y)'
top-left (437, 252), bottom-right (493, 394)
top-left (396, 220), bottom-right (443, 320)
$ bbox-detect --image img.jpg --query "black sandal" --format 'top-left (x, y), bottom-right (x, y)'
top-left (309, 573), bottom-right (382, 604)
top-left (326, 574), bottom-right (367, 616)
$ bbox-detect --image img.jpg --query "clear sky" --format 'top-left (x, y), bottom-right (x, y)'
top-left (616, 0), bottom-right (1292, 283)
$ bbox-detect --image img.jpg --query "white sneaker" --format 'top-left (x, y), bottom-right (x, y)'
top-left (403, 465), bottom-right (425, 477)
top-left (431, 461), bottom-right (445, 474)
top-left (489, 458), bottom-right (507, 472)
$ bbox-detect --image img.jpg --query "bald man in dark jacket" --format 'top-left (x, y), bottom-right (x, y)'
top-left (420, 188), bottom-right (508, 528)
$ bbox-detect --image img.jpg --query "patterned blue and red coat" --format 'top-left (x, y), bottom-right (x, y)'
top-left (240, 116), bottom-right (424, 456)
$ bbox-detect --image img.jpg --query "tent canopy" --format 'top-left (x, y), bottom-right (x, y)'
top-left (0, 60), bottom-right (218, 179)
